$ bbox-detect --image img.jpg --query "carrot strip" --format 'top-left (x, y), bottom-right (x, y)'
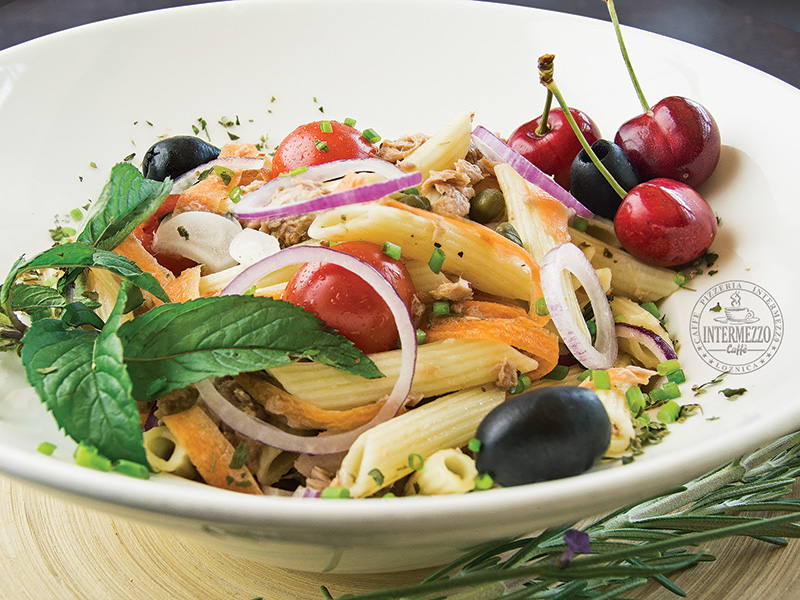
top-left (161, 405), bottom-right (263, 495)
top-left (162, 264), bottom-right (202, 304)
top-left (382, 198), bottom-right (548, 327)
top-left (451, 300), bottom-right (529, 319)
top-left (235, 373), bottom-right (382, 433)
top-left (426, 315), bottom-right (559, 381)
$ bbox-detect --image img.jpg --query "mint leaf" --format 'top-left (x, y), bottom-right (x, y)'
top-left (76, 163), bottom-right (172, 251)
top-left (118, 295), bottom-right (383, 400)
top-left (10, 283), bottom-right (102, 323)
top-left (20, 284), bottom-right (146, 465)
top-left (0, 243), bottom-right (169, 314)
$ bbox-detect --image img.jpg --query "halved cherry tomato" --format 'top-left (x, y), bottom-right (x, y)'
top-left (133, 194), bottom-right (198, 275)
top-left (270, 120), bottom-right (377, 178)
top-left (283, 241), bottom-right (415, 355)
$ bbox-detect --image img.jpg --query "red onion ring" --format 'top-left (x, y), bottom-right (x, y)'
top-left (471, 126), bottom-right (593, 219)
top-left (540, 243), bottom-right (618, 369)
top-left (615, 323), bottom-right (678, 364)
top-left (195, 246), bottom-right (417, 455)
top-left (233, 170), bottom-right (422, 221)
top-left (233, 158), bottom-right (414, 219)
top-left (171, 156), bottom-right (267, 194)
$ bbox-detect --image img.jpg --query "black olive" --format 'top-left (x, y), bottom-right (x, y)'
top-left (474, 386), bottom-right (611, 487)
top-left (569, 139), bottom-right (639, 220)
top-left (469, 188), bottom-right (505, 224)
top-left (141, 136), bottom-right (221, 181)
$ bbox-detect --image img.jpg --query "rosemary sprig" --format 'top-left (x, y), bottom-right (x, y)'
top-left (325, 430), bottom-right (800, 600)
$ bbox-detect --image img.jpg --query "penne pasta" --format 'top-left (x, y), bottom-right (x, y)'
top-left (404, 448), bottom-right (478, 496)
top-left (269, 338), bottom-right (539, 410)
top-left (335, 385), bottom-right (505, 497)
top-left (397, 111), bottom-right (473, 180)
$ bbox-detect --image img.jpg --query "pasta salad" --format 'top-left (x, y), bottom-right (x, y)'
top-left (0, 111), bottom-right (708, 499)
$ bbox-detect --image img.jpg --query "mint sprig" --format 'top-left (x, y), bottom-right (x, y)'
top-left (119, 295), bottom-right (383, 401)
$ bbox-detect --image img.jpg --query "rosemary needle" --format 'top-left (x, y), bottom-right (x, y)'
top-left (321, 430), bottom-right (800, 600)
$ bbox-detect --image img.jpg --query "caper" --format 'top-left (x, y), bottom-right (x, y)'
top-left (395, 193), bottom-right (431, 211)
top-left (469, 188), bottom-right (505, 224)
top-left (495, 222), bottom-right (523, 246)
top-left (141, 135), bottom-right (221, 181)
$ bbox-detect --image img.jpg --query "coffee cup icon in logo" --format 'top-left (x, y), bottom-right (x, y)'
top-left (718, 292), bottom-right (758, 324)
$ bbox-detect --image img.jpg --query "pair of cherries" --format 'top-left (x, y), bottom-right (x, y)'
top-left (507, 2), bottom-right (720, 268)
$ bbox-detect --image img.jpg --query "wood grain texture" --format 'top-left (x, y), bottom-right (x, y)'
top-left (3, 474), bottom-right (800, 600)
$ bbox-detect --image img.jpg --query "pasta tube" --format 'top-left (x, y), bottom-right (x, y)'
top-left (335, 385), bottom-right (505, 497)
top-left (397, 111), bottom-right (473, 179)
top-left (404, 448), bottom-right (478, 496)
top-left (269, 338), bottom-right (539, 410)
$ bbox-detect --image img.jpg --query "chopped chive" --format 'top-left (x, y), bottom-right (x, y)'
top-left (577, 369), bottom-right (592, 382)
top-left (467, 438), bottom-right (482, 453)
top-left (432, 300), bottom-right (450, 316)
top-left (428, 246), bottom-right (446, 273)
top-left (344, 117), bottom-right (357, 127)
top-left (509, 373), bottom-right (532, 395)
top-left (591, 369), bottom-right (612, 390)
top-left (544, 364), bottom-right (570, 380)
top-left (279, 165), bottom-right (308, 177)
top-left (657, 400), bottom-right (681, 424)
top-left (37, 441), bottom-right (57, 456)
top-left (666, 369), bottom-right (687, 385)
top-left (656, 360), bottom-right (682, 376)
top-left (212, 165), bottom-right (234, 185)
top-left (382, 241), bottom-right (402, 260)
top-left (228, 441), bottom-right (250, 469)
top-left (572, 216), bottom-right (589, 232)
top-left (74, 443), bottom-right (111, 472)
top-left (648, 387), bottom-right (668, 404)
top-left (228, 186), bottom-right (243, 203)
top-left (362, 128), bottom-right (381, 143)
top-left (69, 208), bottom-right (83, 222)
top-left (320, 120), bottom-right (333, 133)
top-left (315, 139), bottom-right (329, 153)
top-left (662, 381), bottom-right (682, 400)
top-left (534, 297), bottom-right (549, 316)
top-left (673, 271), bottom-right (689, 286)
top-left (408, 453), bottom-right (425, 471)
top-left (403, 187), bottom-right (420, 195)
top-left (368, 468), bottom-right (385, 486)
top-left (416, 329), bottom-right (427, 345)
top-left (321, 487), bottom-right (351, 499)
top-left (113, 459), bottom-right (150, 480)
top-left (640, 301), bottom-right (660, 319)
top-left (474, 473), bottom-right (494, 490)
top-left (625, 386), bottom-right (647, 415)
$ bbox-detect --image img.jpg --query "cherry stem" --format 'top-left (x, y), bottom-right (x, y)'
top-left (538, 54), bottom-right (627, 200)
top-left (534, 90), bottom-right (554, 137)
top-left (605, 0), bottom-right (650, 112)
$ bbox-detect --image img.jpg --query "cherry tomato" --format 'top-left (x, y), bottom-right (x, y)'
top-left (133, 194), bottom-right (198, 275)
top-left (270, 120), bottom-right (377, 178)
top-left (283, 241), bottom-right (415, 355)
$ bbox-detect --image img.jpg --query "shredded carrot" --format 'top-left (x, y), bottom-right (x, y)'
top-left (218, 143), bottom-right (261, 158)
top-left (426, 314), bottom-right (559, 381)
top-left (235, 373), bottom-right (382, 433)
top-left (451, 300), bottom-right (529, 319)
top-left (174, 169), bottom-right (243, 214)
top-left (161, 264), bottom-right (201, 304)
top-left (161, 405), bottom-right (263, 495)
top-left (382, 198), bottom-right (548, 327)
top-left (529, 184), bottom-right (570, 247)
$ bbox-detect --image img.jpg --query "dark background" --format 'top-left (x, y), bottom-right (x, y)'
top-left (0, 0), bottom-right (799, 89)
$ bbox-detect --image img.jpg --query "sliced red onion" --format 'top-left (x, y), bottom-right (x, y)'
top-left (233, 169), bottom-right (422, 221)
top-left (228, 228), bottom-right (281, 266)
top-left (540, 243), bottom-right (618, 369)
top-left (615, 323), bottom-right (678, 363)
top-left (171, 156), bottom-right (267, 194)
top-left (471, 126), bottom-right (593, 219)
top-left (196, 246), bottom-right (417, 455)
top-left (233, 158), bottom-right (408, 215)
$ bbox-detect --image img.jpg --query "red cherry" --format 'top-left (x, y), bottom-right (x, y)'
top-left (615, 96), bottom-right (721, 189)
top-left (508, 107), bottom-right (601, 189)
top-left (614, 178), bottom-right (717, 267)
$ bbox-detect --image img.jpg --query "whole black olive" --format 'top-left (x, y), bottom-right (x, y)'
top-left (141, 135), bottom-right (221, 181)
top-left (474, 386), bottom-right (611, 487)
top-left (569, 139), bottom-right (639, 220)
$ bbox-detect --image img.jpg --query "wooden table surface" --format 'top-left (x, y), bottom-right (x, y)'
top-left (2, 1), bottom-right (800, 599)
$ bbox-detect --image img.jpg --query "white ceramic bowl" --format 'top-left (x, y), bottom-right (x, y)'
top-left (0, 0), bottom-right (798, 574)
